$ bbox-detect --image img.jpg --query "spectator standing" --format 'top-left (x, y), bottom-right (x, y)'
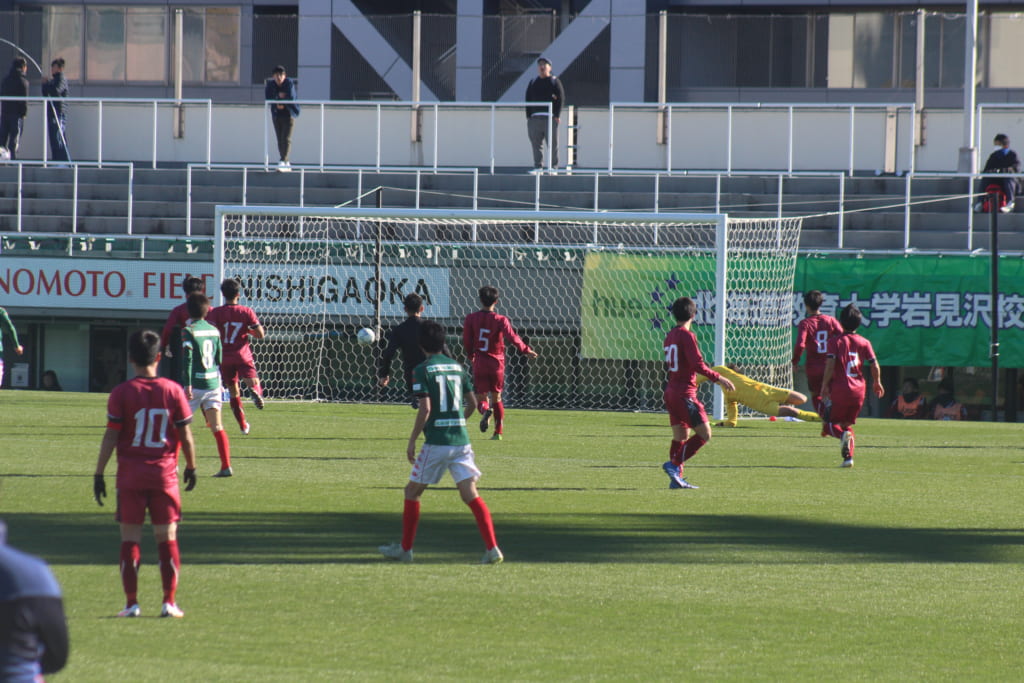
top-left (0, 520), bottom-right (69, 682)
top-left (265, 66), bottom-right (300, 172)
top-left (0, 306), bottom-right (24, 388)
top-left (41, 58), bottom-right (69, 163)
top-left (0, 58), bottom-right (29, 160)
top-left (525, 57), bottom-right (564, 174)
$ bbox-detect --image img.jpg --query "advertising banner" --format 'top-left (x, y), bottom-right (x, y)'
top-left (0, 257), bottom-right (450, 317)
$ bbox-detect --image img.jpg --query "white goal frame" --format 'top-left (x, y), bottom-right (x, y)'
top-left (214, 205), bottom-right (799, 417)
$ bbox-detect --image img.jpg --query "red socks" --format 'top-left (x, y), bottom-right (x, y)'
top-left (494, 402), bottom-right (505, 434)
top-left (468, 497), bottom-right (498, 550)
top-left (157, 540), bottom-right (180, 604)
top-left (401, 499), bottom-right (421, 552)
top-left (230, 397), bottom-right (246, 429)
top-left (681, 434), bottom-right (707, 462)
top-left (479, 399), bottom-right (489, 413)
top-left (823, 423), bottom-right (844, 439)
top-left (669, 440), bottom-right (685, 466)
top-left (120, 541), bottom-right (140, 607)
top-left (213, 428), bottom-right (231, 469)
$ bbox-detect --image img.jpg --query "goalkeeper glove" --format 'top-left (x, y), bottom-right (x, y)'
top-left (183, 467), bottom-right (197, 492)
top-left (93, 474), bottom-right (107, 506)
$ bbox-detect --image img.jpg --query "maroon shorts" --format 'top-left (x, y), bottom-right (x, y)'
top-left (220, 358), bottom-right (258, 385)
top-left (116, 486), bottom-right (182, 525)
top-left (826, 393), bottom-right (864, 426)
top-left (664, 388), bottom-right (708, 428)
top-left (472, 358), bottom-right (505, 395)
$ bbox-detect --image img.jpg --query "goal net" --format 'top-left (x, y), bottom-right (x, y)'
top-left (214, 206), bottom-right (802, 417)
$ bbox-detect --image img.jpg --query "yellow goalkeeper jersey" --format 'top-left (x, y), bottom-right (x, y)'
top-left (696, 365), bottom-right (793, 426)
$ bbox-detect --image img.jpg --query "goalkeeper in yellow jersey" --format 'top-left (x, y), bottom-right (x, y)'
top-left (696, 364), bottom-right (820, 427)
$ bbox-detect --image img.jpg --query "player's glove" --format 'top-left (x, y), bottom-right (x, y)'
top-left (93, 474), bottom-right (107, 506)
top-left (184, 468), bottom-right (197, 492)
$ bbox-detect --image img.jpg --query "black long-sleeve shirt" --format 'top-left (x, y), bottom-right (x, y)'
top-left (41, 71), bottom-right (69, 119)
top-left (0, 68), bottom-right (29, 121)
top-left (525, 75), bottom-right (565, 119)
top-left (982, 147), bottom-right (1021, 174)
top-left (377, 316), bottom-right (449, 387)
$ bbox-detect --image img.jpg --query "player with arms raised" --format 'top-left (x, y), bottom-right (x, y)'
top-left (463, 285), bottom-right (538, 440)
top-left (93, 329), bottom-right (197, 618)
top-left (379, 321), bottom-right (503, 565)
top-left (209, 278), bottom-right (266, 434)
top-left (662, 297), bottom-right (735, 489)
top-left (181, 293), bottom-right (233, 477)
top-left (792, 290), bottom-right (843, 415)
top-left (820, 304), bottom-right (884, 468)
top-left (696, 364), bottom-right (820, 426)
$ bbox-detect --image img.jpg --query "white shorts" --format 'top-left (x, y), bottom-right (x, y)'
top-left (189, 386), bottom-right (223, 415)
top-left (409, 443), bottom-right (481, 486)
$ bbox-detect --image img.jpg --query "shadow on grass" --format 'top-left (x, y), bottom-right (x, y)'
top-left (4, 510), bottom-right (1022, 566)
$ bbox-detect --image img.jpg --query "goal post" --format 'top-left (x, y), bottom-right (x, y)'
top-left (214, 205), bottom-right (801, 417)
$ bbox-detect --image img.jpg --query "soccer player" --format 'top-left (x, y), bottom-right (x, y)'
top-left (93, 329), bottom-right (197, 619)
top-left (463, 285), bottom-right (538, 440)
top-left (379, 320), bottom-right (503, 565)
top-left (792, 289), bottom-right (844, 414)
top-left (181, 292), bottom-right (233, 477)
top-left (159, 276), bottom-right (206, 369)
top-left (0, 306), bottom-right (23, 388)
top-left (696, 364), bottom-right (820, 426)
top-left (661, 297), bottom-right (735, 489)
top-left (377, 292), bottom-right (445, 408)
top-left (208, 278), bottom-right (266, 434)
top-left (820, 304), bottom-right (884, 468)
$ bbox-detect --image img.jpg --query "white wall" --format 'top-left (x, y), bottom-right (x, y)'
top-left (8, 98), bottom-right (1021, 174)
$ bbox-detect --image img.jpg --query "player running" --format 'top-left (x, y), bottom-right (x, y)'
top-left (662, 297), bottom-right (735, 489)
top-left (93, 329), bottom-right (197, 619)
top-left (181, 293), bottom-right (233, 478)
top-left (463, 285), bottom-right (538, 440)
top-left (696, 364), bottom-right (820, 426)
top-left (379, 320), bottom-right (503, 565)
top-left (208, 278), bottom-right (266, 434)
top-left (792, 290), bottom-right (843, 415)
top-left (820, 304), bottom-right (884, 468)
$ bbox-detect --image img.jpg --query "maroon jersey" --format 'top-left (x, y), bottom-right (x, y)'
top-left (826, 331), bottom-right (876, 401)
top-left (663, 325), bottom-right (719, 399)
top-left (792, 313), bottom-right (843, 371)
top-left (208, 304), bottom-right (261, 363)
top-left (106, 377), bottom-right (192, 490)
top-left (160, 302), bottom-right (190, 351)
top-left (463, 310), bottom-right (532, 368)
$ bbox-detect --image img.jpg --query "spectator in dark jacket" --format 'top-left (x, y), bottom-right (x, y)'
top-left (0, 59), bottom-right (30, 160)
top-left (525, 57), bottom-right (565, 173)
top-left (0, 520), bottom-right (69, 681)
top-left (265, 65), bottom-right (300, 172)
top-left (977, 133), bottom-right (1021, 213)
top-left (41, 58), bottom-right (70, 163)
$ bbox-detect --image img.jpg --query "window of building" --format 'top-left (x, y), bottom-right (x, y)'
top-left (40, 5), bottom-right (239, 85)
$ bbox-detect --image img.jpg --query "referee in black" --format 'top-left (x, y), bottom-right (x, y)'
top-left (377, 293), bottom-right (448, 408)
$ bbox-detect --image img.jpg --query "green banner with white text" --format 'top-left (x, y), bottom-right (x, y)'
top-left (581, 252), bottom-right (1024, 367)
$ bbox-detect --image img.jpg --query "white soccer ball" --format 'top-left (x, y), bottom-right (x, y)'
top-left (356, 327), bottom-right (376, 345)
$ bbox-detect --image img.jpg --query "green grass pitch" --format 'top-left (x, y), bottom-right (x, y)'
top-left (2, 390), bottom-right (1023, 681)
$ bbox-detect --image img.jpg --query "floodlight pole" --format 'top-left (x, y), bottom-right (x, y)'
top-left (989, 189), bottom-right (999, 421)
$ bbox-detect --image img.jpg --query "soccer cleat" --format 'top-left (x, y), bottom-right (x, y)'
top-left (241, 422), bottom-right (250, 435)
top-left (379, 542), bottom-right (413, 563)
top-left (491, 433), bottom-right (503, 441)
top-left (252, 393), bottom-right (265, 410)
top-left (481, 547), bottom-right (504, 565)
top-left (160, 602), bottom-right (184, 618)
top-left (662, 461), bottom-right (688, 489)
top-left (841, 457), bottom-right (854, 468)
top-left (479, 408), bottom-right (493, 433)
top-left (212, 467), bottom-right (233, 478)
top-left (116, 604), bottom-right (141, 618)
